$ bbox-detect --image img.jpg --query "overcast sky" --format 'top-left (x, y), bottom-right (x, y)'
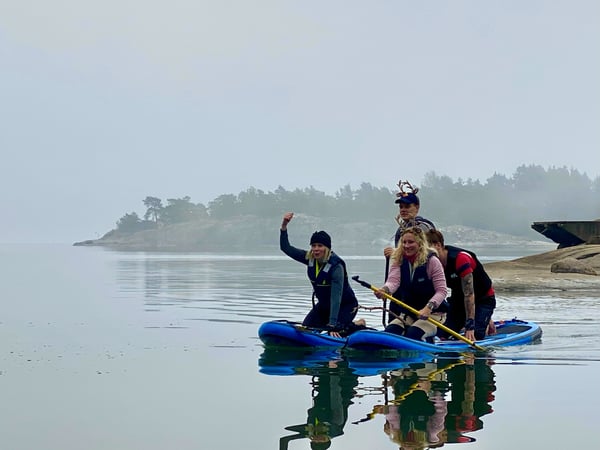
top-left (1, 1), bottom-right (599, 243)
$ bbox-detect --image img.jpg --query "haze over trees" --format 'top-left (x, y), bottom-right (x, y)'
top-left (113, 164), bottom-right (600, 241)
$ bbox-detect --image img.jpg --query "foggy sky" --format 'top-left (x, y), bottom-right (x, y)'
top-left (1, 1), bottom-right (599, 243)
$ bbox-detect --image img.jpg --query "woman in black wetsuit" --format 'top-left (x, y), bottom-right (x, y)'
top-left (279, 212), bottom-right (359, 335)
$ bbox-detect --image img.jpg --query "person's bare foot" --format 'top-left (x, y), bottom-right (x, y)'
top-left (487, 319), bottom-right (497, 335)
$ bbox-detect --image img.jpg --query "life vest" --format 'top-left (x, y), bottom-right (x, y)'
top-left (307, 252), bottom-right (357, 306)
top-left (445, 245), bottom-right (492, 301)
top-left (397, 252), bottom-right (436, 314)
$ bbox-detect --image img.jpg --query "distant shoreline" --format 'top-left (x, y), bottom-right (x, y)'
top-left (73, 218), bottom-right (600, 292)
top-left (73, 217), bottom-right (556, 255)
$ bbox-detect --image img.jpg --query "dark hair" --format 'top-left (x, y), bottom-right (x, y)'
top-left (426, 229), bottom-right (445, 246)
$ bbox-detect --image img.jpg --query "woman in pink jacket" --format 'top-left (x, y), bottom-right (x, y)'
top-left (375, 227), bottom-right (447, 341)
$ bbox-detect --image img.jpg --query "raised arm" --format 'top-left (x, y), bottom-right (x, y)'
top-left (279, 212), bottom-right (307, 263)
top-left (280, 212), bottom-right (293, 231)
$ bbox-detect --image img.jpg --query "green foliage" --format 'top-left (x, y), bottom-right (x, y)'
top-left (122, 165), bottom-right (600, 238)
top-left (421, 165), bottom-right (599, 236)
top-left (116, 212), bottom-right (141, 232)
top-left (161, 196), bottom-right (208, 224)
top-left (208, 194), bottom-right (239, 219)
top-left (143, 196), bottom-right (163, 222)
top-left (116, 212), bottom-right (155, 233)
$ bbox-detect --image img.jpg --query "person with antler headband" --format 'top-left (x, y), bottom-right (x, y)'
top-left (387, 180), bottom-right (436, 253)
top-left (383, 180), bottom-right (437, 323)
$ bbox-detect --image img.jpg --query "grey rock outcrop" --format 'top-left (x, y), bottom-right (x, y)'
top-left (550, 257), bottom-right (598, 276)
top-left (485, 244), bottom-right (600, 292)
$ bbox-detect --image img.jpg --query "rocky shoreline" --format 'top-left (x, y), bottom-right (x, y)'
top-left (484, 244), bottom-right (600, 292)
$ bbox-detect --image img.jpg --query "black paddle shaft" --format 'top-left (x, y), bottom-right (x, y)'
top-left (352, 275), bottom-right (372, 289)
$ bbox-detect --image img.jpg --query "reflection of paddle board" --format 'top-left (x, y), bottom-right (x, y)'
top-left (345, 353), bottom-right (436, 377)
top-left (257, 347), bottom-right (436, 378)
top-left (346, 319), bottom-right (542, 352)
top-left (258, 347), bottom-right (342, 375)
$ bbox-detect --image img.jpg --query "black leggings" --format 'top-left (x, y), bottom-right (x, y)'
top-left (302, 301), bottom-right (358, 328)
top-left (385, 323), bottom-right (426, 341)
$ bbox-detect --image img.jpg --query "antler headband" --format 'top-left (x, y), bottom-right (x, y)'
top-left (396, 180), bottom-right (419, 198)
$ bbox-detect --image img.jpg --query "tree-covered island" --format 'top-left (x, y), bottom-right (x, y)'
top-left (74, 165), bottom-right (600, 254)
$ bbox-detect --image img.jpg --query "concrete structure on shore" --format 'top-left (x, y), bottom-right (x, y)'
top-left (531, 220), bottom-right (600, 248)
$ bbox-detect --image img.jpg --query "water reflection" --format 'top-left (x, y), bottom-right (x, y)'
top-left (370, 357), bottom-right (496, 448)
top-left (271, 354), bottom-right (359, 450)
top-left (376, 360), bottom-right (451, 448)
top-left (111, 253), bottom-right (600, 360)
top-left (259, 350), bottom-right (497, 449)
top-left (444, 356), bottom-right (496, 444)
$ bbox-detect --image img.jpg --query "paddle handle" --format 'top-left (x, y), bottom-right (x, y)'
top-left (352, 276), bottom-right (486, 351)
top-left (382, 256), bottom-right (389, 327)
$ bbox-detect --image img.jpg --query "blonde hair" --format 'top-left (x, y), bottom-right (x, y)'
top-left (306, 247), bottom-right (331, 262)
top-left (391, 227), bottom-right (436, 267)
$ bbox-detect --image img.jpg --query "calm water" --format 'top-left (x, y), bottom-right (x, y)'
top-left (1, 243), bottom-right (599, 449)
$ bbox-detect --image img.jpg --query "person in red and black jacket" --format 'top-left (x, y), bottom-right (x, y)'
top-left (426, 229), bottom-right (496, 341)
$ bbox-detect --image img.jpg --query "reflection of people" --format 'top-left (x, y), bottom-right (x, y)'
top-left (384, 181), bottom-right (436, 324)
top-left (280, 212), bottom-right (359, 335)
top-left (444, 357), bottom-right (496, 444)
top-left (368, 357), bottom-right (497, 448)
top-left (279, 361), bottom-right (359, 450)
top-left (375, 227), bottom-right (447, 341)
top-left (375, 361), bottom-right (449, 449)
top-left (426, 230), bottom-right (497, 341)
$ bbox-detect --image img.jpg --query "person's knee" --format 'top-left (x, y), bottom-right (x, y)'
top-left (405, 326), bottom-right (426, 341)
top-left (341, 320), bottom-right (367, 337)
top-left (475, 328), bottom-right (487, 340)
top-left (384, 324), bottom-right (405, 335)
top-left (302, 313), bottom-right (324, 328)
top-left (475, 313), bottom-right (493, 340)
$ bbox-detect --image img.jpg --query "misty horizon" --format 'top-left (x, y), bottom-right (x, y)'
top-left (2, 2), bottom-right (599, 244)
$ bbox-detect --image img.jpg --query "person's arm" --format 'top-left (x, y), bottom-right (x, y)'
top-left (384, 226), bottom-right (401, 258)
top-left (456, 252), bottom-right (476, 340)
top-left (456, 252), bottom-right (477, 334)
top-left (279, 434), bottom-right (303, 450)
top-left (279, 212), bottom-right (308, 264)
top-left (426, 256), bottom-right (448, 307)
top-left (461, 272), bottom-right (476, 340)
top-left (279, 229), bottom-right (308, 263)
top-left (328, 264), bottom-right (344, 326)
top-left (418, 257), bottom-right (447, 318)
top-left (376, 263), bottom-right (400, 298)
top-left (426, 392), bottom-right (448, 444)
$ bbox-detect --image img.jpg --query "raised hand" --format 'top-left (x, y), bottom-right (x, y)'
top-left (281, 212), bottom-right (294, 230)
